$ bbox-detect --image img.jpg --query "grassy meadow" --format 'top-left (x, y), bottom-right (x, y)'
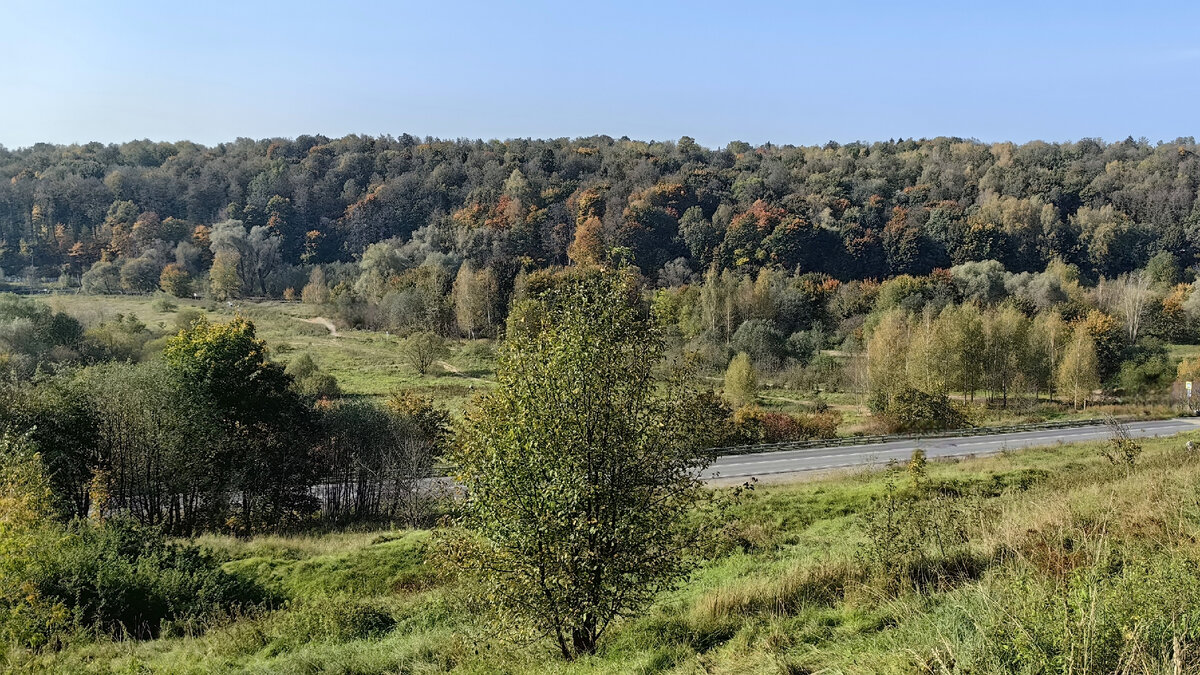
top-left (40, 292), bottom-right (1178, 432)
top-left (44, 293), bottom-right (498, 415)
top-left (8, 424), bottom-right (1200, 673)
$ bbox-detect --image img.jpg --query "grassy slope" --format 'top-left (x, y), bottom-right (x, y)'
top-left (45, 293), bottom-right (497, 414)
top-left (45, 292), bottom-right (1178, 428)
top-left (18, 427), bottom-right (1200, 674)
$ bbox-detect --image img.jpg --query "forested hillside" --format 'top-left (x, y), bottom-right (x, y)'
top-left (10, 134), bottom-right (1200, 671)
top-left (3, 135), bottom-right (1198, 296)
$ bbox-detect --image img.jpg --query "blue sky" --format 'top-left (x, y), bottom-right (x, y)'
top-left (2, 0), bottom-right (1198, 149)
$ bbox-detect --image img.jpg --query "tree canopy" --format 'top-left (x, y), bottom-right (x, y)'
top-left (446, 269), bottom-right (723, 658)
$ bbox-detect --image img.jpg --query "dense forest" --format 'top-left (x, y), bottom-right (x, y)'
top-left (9, 135), bottom-right (1200, 666)
top-left (4, 134), bottom-right (1199, 297)
top-left (6, 135), bottom-right (1200, 431)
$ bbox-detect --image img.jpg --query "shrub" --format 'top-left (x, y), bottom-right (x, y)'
top-left (399, 332), bottom-right (448, 376)
top-left (21, 519), bottom-right (269, 643)
top-left (859, 459), bottom-right (979, 595)
top-left (880, 388), bottom-right (970, 433)
top-left (172, 308), bottom-right (205, 333)
top-left (285, 354), bottom-right (341, 400)
top-left (79, 313), bottom-right (154, 362)
top-left (3, 435), bottom-right (263, 649)
top-left (385, 391), bottom-right (451, 451)
top-left (731, 319), bottom-right (787, 371)
top-left (1101, 416), bottom-right (1142, 469)
top-left (0, 434), bottom-right (65, 650)
top-left (724, 353), bottom-right (758, 407)
top-left (758, 410), bottom-right (842, 442)
top-left (151, 295), bottom-right (177, 313)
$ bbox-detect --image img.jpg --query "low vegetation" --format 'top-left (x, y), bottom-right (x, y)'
top-left (3, 423), bottom-right (1198, 672)
top-left (5, 262), bottom-right (1200, 672)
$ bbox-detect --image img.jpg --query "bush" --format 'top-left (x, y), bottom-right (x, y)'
top-left (0, 434), bottom-right (67, 651)
top-left (3, 435), bottom-right (263, 649)
top-left (1101, 416), bottom-right (1142, 469)
top-left (880, 388), bottom-right (970, 433)
top-left (78, 313), bottom-right (154, 363)
top-left (152, 295), bottom-right (178, 313)
top-left (19, 519), bottom-right (269, 643)
top-left (285, 353), bottom-right (341, 400)
top-left (729, 408), bottom-right (842, 444)
top-left (399, 331), bottom-right (448, 376)
top-left (172, 308), bottom-right (205, 333)
top-left (731, 319), bottom-right (787, 371)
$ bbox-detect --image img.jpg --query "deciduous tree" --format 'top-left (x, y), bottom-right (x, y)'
top-left (1057, 326), bottom-right (1100, 410)
top-left (444, 270), bottom-right (719, 659)
top-left (724, 351), bottom-right (758, 406)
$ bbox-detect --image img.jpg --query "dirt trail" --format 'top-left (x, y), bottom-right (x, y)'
top-left (300, 316), bottom-right (339, 337)
top-left (438, 360), bottom-right (488, 383)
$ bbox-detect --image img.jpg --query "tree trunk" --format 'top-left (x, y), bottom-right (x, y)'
top-left (571, 624), bottom-right (597, 658)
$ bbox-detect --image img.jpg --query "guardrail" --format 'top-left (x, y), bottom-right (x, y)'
top-left (708, 417), bottom-right (1131, 457)
top-left (336, 416), bottom-right (1172, 482)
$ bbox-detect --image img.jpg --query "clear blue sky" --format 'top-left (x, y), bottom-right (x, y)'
top-left (2, 0), bottom-right (1199, 149)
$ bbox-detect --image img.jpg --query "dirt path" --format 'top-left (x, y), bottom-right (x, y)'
top-left (300, 316), bottom-right (339, 337)
top-left (438, 360), bottom-right (488, 383)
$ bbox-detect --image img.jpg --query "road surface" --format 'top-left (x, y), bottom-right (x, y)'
top-left (704, 418), bottom-right (1200, 482)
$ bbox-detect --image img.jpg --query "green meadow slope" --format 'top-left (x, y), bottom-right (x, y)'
top-left (15, 428), bottom-right (1200, 674)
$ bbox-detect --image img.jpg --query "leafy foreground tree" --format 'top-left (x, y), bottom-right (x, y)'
top-left (444, 270), bottom-right (723, 659)
top-left (164, 316), bottom-right (316, 533)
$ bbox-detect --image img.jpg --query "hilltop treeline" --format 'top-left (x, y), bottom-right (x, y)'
top-left (4, 135), bottom-right (1200, 297)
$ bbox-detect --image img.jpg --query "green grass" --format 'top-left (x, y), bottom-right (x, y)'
top-left (45, 292), bottom-right (1186, 426)
top-left (46, 293), bottom-right (497, 414)
top-left (16, 424), bottom-right (1200, 673)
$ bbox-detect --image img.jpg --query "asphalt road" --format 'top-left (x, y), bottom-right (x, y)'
top-left (704, 417), bottom-right (1200, 482)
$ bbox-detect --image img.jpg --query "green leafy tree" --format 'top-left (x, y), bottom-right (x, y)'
top-left (866, 309), bottom-right (911, 410)
top-left (164, 316), bottom-right (315, 532)
top-left (208, 251), bottom-right (242, 300)
top-left (724, 351), bottom-right (759, 406)
top-left (445, 270), bottom-right (719, 659)
top-left (399, 331), bottom-right (448, 376)
top-left (452, 263), bottom-right (500, 338)
top-left (81, 260), bottom-right (121, 294)
top-left (301, 266), bottom-right (329, 305)
top-left (1057, 326), bottom-right (1100, 410)
top-left (159, 263), bottom-right (192, 297)
top-left (731, 319), bottom-right (787, 371)
top-left (119, 256), bottom-right (160, 293)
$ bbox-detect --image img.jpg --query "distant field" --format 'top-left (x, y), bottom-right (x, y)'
top-left (45, 293), bottom-right (498, 414)
top-left (41, 292), bottom-right (1188, 428)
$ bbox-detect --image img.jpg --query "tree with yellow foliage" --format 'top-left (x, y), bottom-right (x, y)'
top-left (1057, 326), bottom-right (1100, 410)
